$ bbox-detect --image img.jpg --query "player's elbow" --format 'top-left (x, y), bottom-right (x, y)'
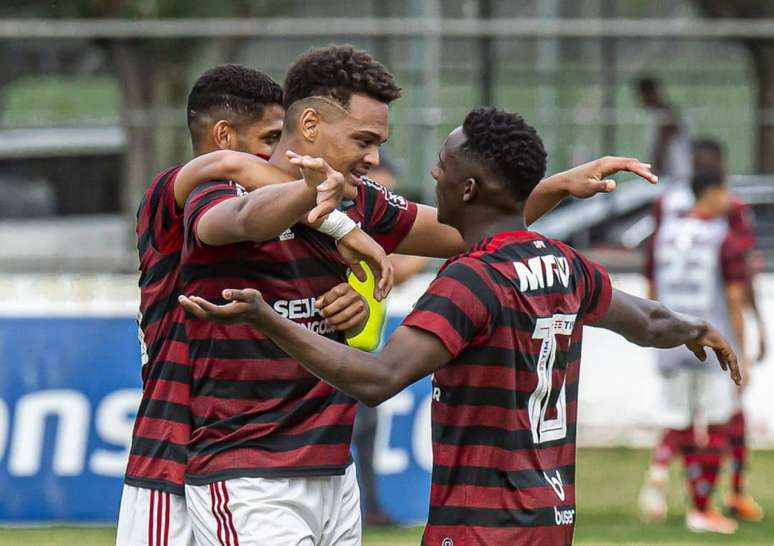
top-left (360, 372), bottom-right (404, 407)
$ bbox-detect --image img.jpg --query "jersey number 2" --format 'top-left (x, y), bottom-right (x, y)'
top-left (528, 313), bottom-right (576, 444)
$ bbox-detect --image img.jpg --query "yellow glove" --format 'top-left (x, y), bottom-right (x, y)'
top-left (346, 262), bottom-right (387, 352)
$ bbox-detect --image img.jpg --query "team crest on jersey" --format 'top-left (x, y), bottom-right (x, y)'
top-left (361, 176), bottom-right (408, 210)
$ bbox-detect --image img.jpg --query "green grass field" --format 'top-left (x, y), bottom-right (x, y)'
top-left (2, 448), bottom-right (772, 545)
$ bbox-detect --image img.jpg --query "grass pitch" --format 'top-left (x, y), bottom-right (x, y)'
top-left (2, 448), bottom-right (772, 545)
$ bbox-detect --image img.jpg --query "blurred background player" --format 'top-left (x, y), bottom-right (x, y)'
top-left (640, 172), bottom-right (750, 534)
top-left (635, 76), bottom-right (692, 183)
top-left (640, 138), bottom-right (765, 528)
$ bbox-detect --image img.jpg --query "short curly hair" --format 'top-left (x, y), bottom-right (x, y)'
top-left (283, 44), bottom-right (401, 109)
top-left (461, 108), bottom-right (547, 201)
top-left (187, 64), bottom-right (283, 132)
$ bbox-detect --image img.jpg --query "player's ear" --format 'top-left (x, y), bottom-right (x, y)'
top-left (213, 120), bottom-right (237, 150)
top-left (462, 177), bottom-right (479, 203)
top-left (299, 107), bottom-right (321, 143)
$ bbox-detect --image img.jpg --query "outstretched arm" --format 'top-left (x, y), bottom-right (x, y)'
top-left (394, 157), bottom-right (657, 259)
top-left (174, 151), bottom-right (296, 208)
top-left (180, 289), bottom-right (452, 406)
top-left (593, 289), bottom-right (741, 384)
top-left (523, 156), bottom-right (658, 226)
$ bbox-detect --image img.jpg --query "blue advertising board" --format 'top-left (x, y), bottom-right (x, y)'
top-left (0, 313), bottom-right (432, 524)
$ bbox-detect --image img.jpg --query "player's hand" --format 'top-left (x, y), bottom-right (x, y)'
top-left (315, 283), bottom-right (370, 335)
top-left (287, 151), bottom-right (358, 223)
top-left (337, 228), bottom-right (394, 301)
top-left (685, 323), bottom-right (742, 386)
top-left (178, 289), bottom-right (268, 326)
top-left (563, 156), bottom-right (658, 198)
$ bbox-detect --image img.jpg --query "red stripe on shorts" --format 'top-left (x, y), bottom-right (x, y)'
top-left (221, 482), bottom-right (240, 546)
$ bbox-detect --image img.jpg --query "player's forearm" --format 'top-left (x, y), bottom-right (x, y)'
top-left (175, 151), bottom-right (292, 208)
top-left (197, 180), bottom-right (316, 245)
top-left (255, 310), bottom-right (399, 406)
top-left (523, 174), bottom-right (569, 226)
top-left (394, 204), bottom-right (466, 258)
top-left (595, 289), bottom-right (706, 348)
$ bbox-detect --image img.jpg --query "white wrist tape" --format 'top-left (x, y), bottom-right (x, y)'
top-left (318, 210), bottom-right (357, 241)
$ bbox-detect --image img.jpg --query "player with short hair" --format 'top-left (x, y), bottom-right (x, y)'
top-left (180, 107), bottom-right (739, 546)
top-left (639, 138), bottom-right (763, 527)
top-left (643, 171), bottom-right (749, 534)
top-left (117, 63), bottom-right (385, 546)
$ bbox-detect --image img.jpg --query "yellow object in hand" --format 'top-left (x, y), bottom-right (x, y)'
top-left (346, 262), bottom-right (387, 352)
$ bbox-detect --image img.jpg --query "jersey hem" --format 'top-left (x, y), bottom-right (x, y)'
top-left (184, 459), bottom-right (353, 486)
top-left (124, 475), bottom-right (185, 496)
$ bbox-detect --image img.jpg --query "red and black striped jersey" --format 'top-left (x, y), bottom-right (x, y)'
top-left (402, 231), bottom-right (612, 546)
top-left (126, 165), bottom-right (190, 495)
top-left (181, 176), bottom-right (417, 484)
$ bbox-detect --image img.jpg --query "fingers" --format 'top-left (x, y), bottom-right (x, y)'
top-left (178, 295), bottom-right (209, 320)
top-left (222, 288), bottom-right (261, 303)
top-left (598, 156), bottom-right (658, 184)
top-left (307, 201), bottom-right (334, 224)
top-left (287, 150), bottom-right (326, 172)
top-left (372, 257), bottom-right (394, 301)
top-left (326, 298), bottom-right (367, 331)
top-left (316, 284), bottom-right (356, 313)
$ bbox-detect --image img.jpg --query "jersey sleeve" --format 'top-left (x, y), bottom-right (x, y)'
top-left (141, 166), bottom-right (183, 254)
top-left (728, 199), bottom-right (756, 253)
top-left (720, 232), bottom-right (749, 284)
top-left (349, 177), bottom-right (418, 254)
top-left (575, 251), bottom-right (613, 325)
top-left (183, 180), bottom-right (240, 248)
top-left (402, 258), bottom-right (496, 358)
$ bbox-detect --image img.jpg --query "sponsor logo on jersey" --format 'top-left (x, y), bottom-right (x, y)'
top-left (513, 254), bottom-right (571, 292)
top-left (554, 506), bottom-right (575, 526)
top-left (273, 297), bottom-right (335, 335)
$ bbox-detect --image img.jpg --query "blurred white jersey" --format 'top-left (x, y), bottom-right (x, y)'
top-left (648, 108), bottom-right (692, 182)
top-left (653, 213), bottom-right (744, 371)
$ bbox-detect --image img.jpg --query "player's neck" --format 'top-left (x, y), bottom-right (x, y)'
top-left (267, 137), bottom-right (304, 177)
top-left (459, 207), bottom-right (526, 249)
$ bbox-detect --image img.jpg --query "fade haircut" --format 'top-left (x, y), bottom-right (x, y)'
top-left (283, 44), bottom-right (401, 110)
top-left (187, 64), bottom-right (283, 143)
top-left (461, 107), bottom-right (547, 201)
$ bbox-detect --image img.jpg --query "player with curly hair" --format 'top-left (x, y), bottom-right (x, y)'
top-left (181, 107), bottom-right (741, 546)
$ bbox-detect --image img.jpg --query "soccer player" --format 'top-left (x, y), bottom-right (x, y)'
top-left (180, 107), bottom-right (740, 546)
top-left (118, 64), bottom-right (386, 546)
top-left (643, 172), bottom-right (749, 534)
top-left (639, 138), bottom-right (764, 526)
top-left (178, 45), bottom-right (658, 545)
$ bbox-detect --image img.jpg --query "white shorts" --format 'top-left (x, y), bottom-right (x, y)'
top-left (185, 464), bottom-right (361, 546)
top-left (657, 367), bottom-right (736, 430)
top-left (116, 484), bottom-right (193, 546)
